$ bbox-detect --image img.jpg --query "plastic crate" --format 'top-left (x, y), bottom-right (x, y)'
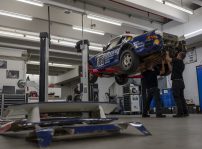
top-left (150, 89), bottom-right (175, 108)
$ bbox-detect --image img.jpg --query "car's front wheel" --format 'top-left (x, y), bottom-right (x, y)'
top-left (115, 74), bottom-right (128, 85)
top-left (120, 49), bottom-right (139, 74)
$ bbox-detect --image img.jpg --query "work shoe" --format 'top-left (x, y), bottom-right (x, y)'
top-left (142, 114), bottom-right (150, 118)
top-left (183, 113), bottom-right (189, 117)
top-left (156, 114), bottom-right (166, 118)
top-left (173, 114), bottom-right (184, 118)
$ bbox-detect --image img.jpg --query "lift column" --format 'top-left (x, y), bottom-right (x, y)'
top-left (76, 40), bottom-right (90, 102)
top-left (39, 32), bottom-right (49, 102)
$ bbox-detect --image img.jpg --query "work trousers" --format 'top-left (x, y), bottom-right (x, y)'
top-left (143, 87), bottom-right (162, 116)
top-left (172, 80), bottom-right (188, 115)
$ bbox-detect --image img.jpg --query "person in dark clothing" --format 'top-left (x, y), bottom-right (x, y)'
top-left (166, 51), bottom-right (189, 117)
top-left (142, 60), bottom-right (166, 118)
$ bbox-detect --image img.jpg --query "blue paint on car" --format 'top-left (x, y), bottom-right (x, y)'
top-left (89, 30), bottom-right (163, 71)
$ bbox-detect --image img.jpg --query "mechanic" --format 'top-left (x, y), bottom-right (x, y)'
top-left (142, 60), bottom-right (166, 118)
top-left (166, 51), bottom-right (189, 117)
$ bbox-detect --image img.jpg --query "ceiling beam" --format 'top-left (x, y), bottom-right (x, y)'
top-left (42, 0), bottom-right (160, 31)
top-left (193, 0), bottom-right (202, 6)
top-left (115, 0), bottom-right (189, 23)
top-left (0, 0), bottom-right (142, 44)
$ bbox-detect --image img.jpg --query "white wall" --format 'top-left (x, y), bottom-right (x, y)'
top-left (0, 48), bottom-right (26, 91)
top-left (61, 79), bottom-right (80, 99)
top-left (0, 59), bottom-right (25, 90)
top-left (97, 78), bottom-right (115, 102)
top-left (26, 74), bottom-right (62, 97)
top-left (109, 82), bottom-right (123, 98)
top-left (26, 74), bottom-right (57, 85)
top-left (162, 8), bottom-right (202, 105)
top-left (165, 48), bottom-right (202, 105)
top-left (163, 8), bottom-right (202, 37)
top-left (183, 47), bottom-right (202, 105)
top-left (27, 71), bottom-right (80, 99)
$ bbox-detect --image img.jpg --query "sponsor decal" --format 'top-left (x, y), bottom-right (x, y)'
top-left (133, 41), bottom-right (144, 49)
top-left (96, 48), bottom-right (120, 67)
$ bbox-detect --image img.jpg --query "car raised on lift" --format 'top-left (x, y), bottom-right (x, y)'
top-left (88, 30), bottom-right (184, 85)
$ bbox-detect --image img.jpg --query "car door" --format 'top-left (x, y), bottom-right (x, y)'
top-left (99, 36), bottom-right (126, 68)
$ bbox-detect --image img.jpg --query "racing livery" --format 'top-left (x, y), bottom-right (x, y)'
top-left (89, 30), bottom-right (185, 85)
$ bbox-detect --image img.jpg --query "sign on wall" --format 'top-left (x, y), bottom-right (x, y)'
top-left (0, 60), bottom-right (7, 69)
top-left (6, 70), bottom-right (19, 79)
top-left (184, 48), bottom-right (197, 64)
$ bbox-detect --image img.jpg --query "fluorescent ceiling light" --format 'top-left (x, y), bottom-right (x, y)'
top-left (25, 35), bottom-right (40, 41)
top-left (91, 42), bottom-right (103, 47)
top-left (58, 40), bottom-right (103, 51)
top-left (0, 30), bottom-right (24, 38)
top-left (87, 14), bottom-right (122, 26)
top-left (16, 0), bottom-right (44, 7)
top-left (155, 0), bottom-right (163, 3)
top-left (0, 10), bottom-right (33, 20)
top-left (49, 63), bottom-right (73, 68)
top-left (16, 30), bottom-right (39, 36)
top-left (184, 29), bottom-right (202, 39)
top-left (0, 26), bottom-right (104, 52)
top-left (51, 35), bottom-right (78, 43)
top-left (50, 39), bottom-right (59, 43)
top-left (27, 61), bottom-right (73, 68)
top-left (72, 26), bottom-right (105, 35)
top-left (58, 41), bottom-right (76, 47)
top-left (0, 26), bottom-right (15, 32)
top-left (27, 61), bottom-right (40, 65)
top-left (89, 46), bottom-right (103, 52)
top-left (154, 0), bottom-right (193, 15)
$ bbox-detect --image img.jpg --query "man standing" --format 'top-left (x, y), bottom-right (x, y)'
top-left (142, 61), bottom-right (166, 118)
top-left (166, 51), bottom-right (189, 117)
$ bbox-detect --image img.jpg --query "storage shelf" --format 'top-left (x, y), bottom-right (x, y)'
top-left (0, 94), bottom-right (26, 116)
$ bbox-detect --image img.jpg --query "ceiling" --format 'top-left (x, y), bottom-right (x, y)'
top-left (169, 0), bottom-right (201, 10)
top-left (0, 0), bottom-right (201, 76)
top-left (74, 0), bottom-right (171, 24)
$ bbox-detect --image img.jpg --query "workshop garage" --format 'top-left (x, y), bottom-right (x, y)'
top-left (0, 0), bottom-right (202, 148)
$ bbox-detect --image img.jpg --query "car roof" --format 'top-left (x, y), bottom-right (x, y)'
top-left (107, 34), bottom-right (137, 45)
top-left (121, 34), bottom-right (137, 37)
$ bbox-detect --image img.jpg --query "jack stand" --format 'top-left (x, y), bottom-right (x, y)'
top-left (28, 106), bottom-right (40, 123)
top-left (76, 40), bottom-right (90, 102)
top-left (99, 105), bottom-right (106, 118)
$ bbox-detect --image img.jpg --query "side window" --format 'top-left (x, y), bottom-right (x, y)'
top-left (117, 36), bottom-right (132, 45)
top-left (117, 36), bottom-right (125, 45)
top-left (107, 37), bottom-right (121, 50)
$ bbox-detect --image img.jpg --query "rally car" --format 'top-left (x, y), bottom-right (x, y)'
top-left (88, 30), bottom-right (186, 85)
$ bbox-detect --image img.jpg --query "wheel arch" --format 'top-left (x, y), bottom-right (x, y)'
top-left (119, 43), bottom-right (134, 59)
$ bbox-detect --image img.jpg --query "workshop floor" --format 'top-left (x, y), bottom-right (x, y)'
top-left (1, 114), bottom-right (202, 149)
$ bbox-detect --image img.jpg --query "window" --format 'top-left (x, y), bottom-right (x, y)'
top-left (107, 37), bottom-right (121, 50)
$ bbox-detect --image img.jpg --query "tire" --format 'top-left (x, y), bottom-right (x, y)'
top-left (88, 63), bottom-right (98, 84)
top-left (17, 80), bottom-right (25, 88)
top-left (120, 49), bottom-right (139, 74)
top-left (115, 75), bottom-right (128, 85)
top-left (89, 73), bottom-right (98, 84)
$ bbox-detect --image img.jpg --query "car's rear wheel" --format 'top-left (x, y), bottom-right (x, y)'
top-left (88, 63), bottom-right (98, 84)
top-left (115, 74), bottom-right (128, 85)
top-left (89, 73), bottom-right (98, 84)
top-left (120, 49), bottom-right (139, 74)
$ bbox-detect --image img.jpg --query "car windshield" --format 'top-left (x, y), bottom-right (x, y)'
top-left (105, 35), bottom-right (133, 51)
top-left (107, 37), bottom-right (121, 50)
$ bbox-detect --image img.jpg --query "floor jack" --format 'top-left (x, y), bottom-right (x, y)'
top-left (0, 33), bottom-right (151, 148)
